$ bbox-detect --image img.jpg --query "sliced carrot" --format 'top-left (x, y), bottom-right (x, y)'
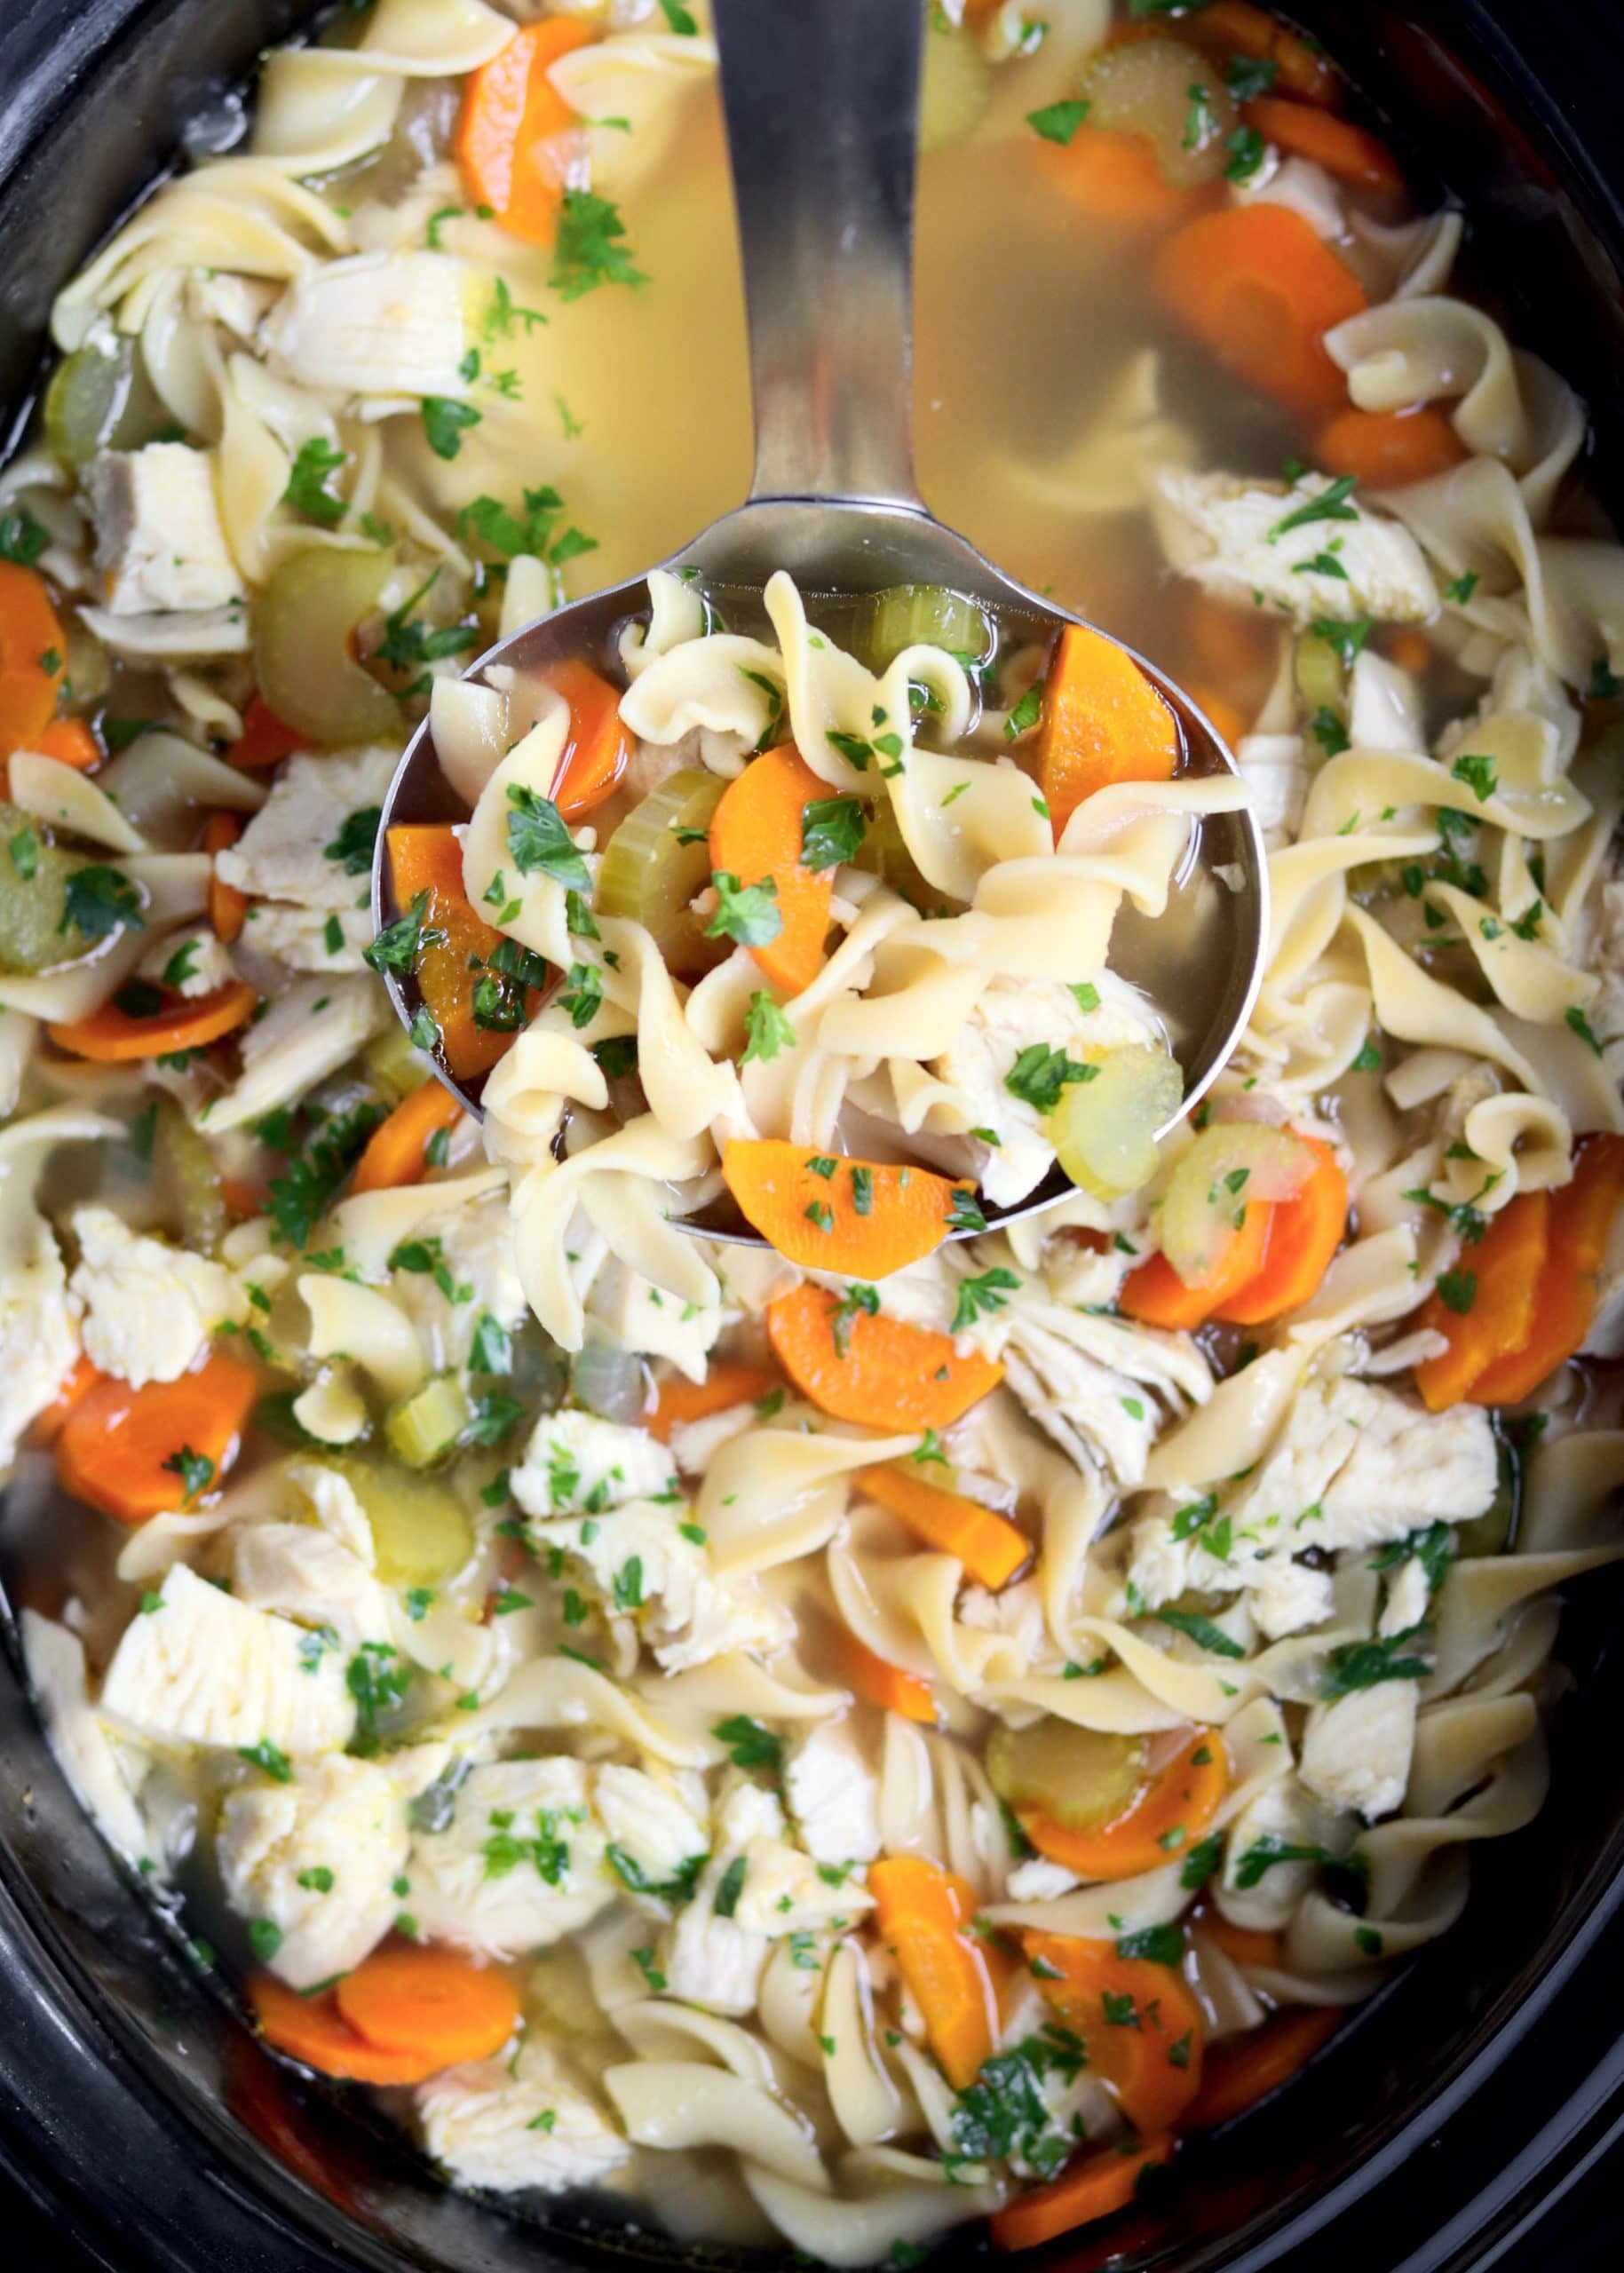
top-left (0, 563), bottom-right (67, 762)
top-left (221, 1176), bottom-right (266, 1221)
top-left (1196, 1913), bottom-right (1281, 1970)
top-left (1314, 406), bottom-right (1468, 488)
top-left (1467, 1134), bottom-right (1624, 1406)
top-left (250, 1976), bottom-right (442, 2087)
top-left (1119, 1202), bottom-right (1272, 1332)
top-left (33, 717), bottom-right (101, 770)
top-left (1113, 0), bottom-right (1340, 108)
top-left (869, 1857), bottom-right (997, 2087)
top-left (836, 1629), bottom-right (938, 1725)
top-left (350, 1081), bottom-right (463, 1196)
top-left (456, 18), bottom-right (594, 246)
top-left (646, 1360), bottom-right (782, 1444)
top-left (204, 812), bottom-right (248, 944)
top-left (1414, 1188), bottom-right (1549, 1411)
top-left (386, 823), bottom-right (539, 1082)
top-left (1184, 2007), bottom-right (1339, 2132)
top-left (1024, 1932), bottom-right (1205, 2133)
top-left (1037, 124), bottom-right (1209, 232)
top-left (722, 1140), bottom-right (972, 1277)
top-left (1387, 627), bottom-right (1434, 677)
top-left (1034, 622), bottom-right (1181, 841)
top-left (707, 745), bottom-right (834, 996)
top-left (1212, 1135), bottom-right (1348, 1326)
top-left (1157, 204), bottom-right (1369, 419)
top-left (1018, 1730), bottom-right (1227, 1883)
top-left (56, 1350), bottom-right (258, 1525)
top-left (1245, 95), bottom-right (1403, 194)
top-left (765, 1283), bottom-right (1003, 1432)
top-left (547, 657), bottom-right (630, 820)
top-left (1185, 685), bottom-right (1248, 750)
top-left (858, 1461), bottom-right (1029, 1590)
top-left (334, 1945), bottom-right (519, 2069)
top-left (990, 2135), bottom-right (1176, 2253)
top-left (228, 693), bottom-right (304, 772)
top-left (48, 978), bottom-right (257, 1065)
top-left (27, 1352), bottom-right (97, 1447)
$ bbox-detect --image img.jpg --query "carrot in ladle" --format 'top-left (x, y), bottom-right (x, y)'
top-left (1034, 622), bottom-right (1180, 841)
top-left (707, 744), bottom-right (834, 996)
top-left (721, 1139), bottom-right (975, 1276)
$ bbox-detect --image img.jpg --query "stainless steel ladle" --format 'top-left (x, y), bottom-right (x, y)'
top-left (372, 0), bottom-right (1268, 1242)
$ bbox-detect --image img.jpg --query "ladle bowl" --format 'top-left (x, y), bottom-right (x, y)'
top-left (372, 0), bottom-right (1269, 1246)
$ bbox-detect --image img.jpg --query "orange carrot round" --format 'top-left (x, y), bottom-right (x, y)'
top-left (350, 1080), bottom-right (463, 1195)
top-left (1018, 1730), bottom-right (1227, 1882)
top-left (546, 656), bottom-right (630, 819)
top-left (647, 1360), bottom-right (782, 1443)
top-left (858, 1461), bottom-right (1029, 1590)
top-left (869, 1857), bottom-right (997, 2087)
top-left (227, 693), bottom-right (304, 772)
top-left (1314, 406), bottom-right (1468, 488)
top-left (456, 18), bottom-right (593, 246)
top-left (0, 563), bottom-right (67, 762)
top-left (1156, 204), bottom-right (1369, 418)
top-left (48, 978), bottom-right (258, 1065)
top-left (990, 2134), bottom-right (1175, 2252)
top-left (27, 1351), bottom-right (97, 1448)
top-left (722, 1140), bottom-right (971, 1276)
top-left (765, 1283), bottom-right (1003, 1432)
top-left (1119, 1204), bottom-right (1272, 1332)
top-left (1245, 95), bottom-right (1403, 193)
top-left (1024, 1931), bottom-right (1205, 2133)
top-left (1212, 1135), bottom-right (1348, 1325)
top-left (835, 1628), bottom-right (938, 1725)
top-left (1034, 622), bottom-right (1181, 840)
top-left (707, 745), bottom-right (834, 996)
top-left (1184, 2006), bottom-right (1339, 2132)
top-left (33, 717), bottom-right (101, 771)
top-left (1466, 1135), bottom-right (1624, 1406)
top-left (1037, 125), bottom-right (1209, 232)
top-left (386, 823), bottom-right (539, 1081)
top-left (204, 812), bottom-right (248, 944)
top-left (56, 1350), bottom-right (258, 1525)
top-left (250, 1975), bottom-right (441, 2087)
top-left (1414, 1187), bottom-right (1549, 1411)
top-left (334, 1945), bottom-right (519, 2068)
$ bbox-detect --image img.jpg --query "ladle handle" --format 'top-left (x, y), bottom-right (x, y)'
top-left (710, 0), bottom-right (924, 510)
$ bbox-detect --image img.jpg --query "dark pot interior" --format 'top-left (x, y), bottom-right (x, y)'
top-left (1, 4), bottom-right (1622, 2269)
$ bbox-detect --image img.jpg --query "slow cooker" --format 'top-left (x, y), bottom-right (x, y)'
top-left (1, 3), bottom-right (1622, 2267)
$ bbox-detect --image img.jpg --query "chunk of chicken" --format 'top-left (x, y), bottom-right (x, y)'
top-left (99, 1565), bottom-right (355, 1759)
top-left (83, 444), bottom-right (245, 617)
top-left (416, 2039), bottom-right (630, 2194)
top-left (1154, 469), bottom-right (1438, 625)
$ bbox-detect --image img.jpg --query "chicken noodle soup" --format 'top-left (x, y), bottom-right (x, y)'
top-left (402, 564), bottom-right (1248, 1281)
top-left (3, 0), bottom-right (1624, 2262)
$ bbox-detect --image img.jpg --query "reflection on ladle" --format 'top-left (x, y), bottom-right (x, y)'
top-left (371, 0), bottom-right (1267, 1249)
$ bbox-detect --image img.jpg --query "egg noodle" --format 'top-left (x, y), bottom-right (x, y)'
top-left (2, 0), bottom-right (1621, 2259)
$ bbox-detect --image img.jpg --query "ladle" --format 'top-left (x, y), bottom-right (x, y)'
top-left (372, 0), bottom-right (1268, 1243)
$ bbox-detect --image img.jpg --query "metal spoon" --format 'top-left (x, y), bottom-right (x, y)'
top-left (372, 0), bottom-right (1268, 1242)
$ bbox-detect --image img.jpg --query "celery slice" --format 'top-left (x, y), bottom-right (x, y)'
top-left (383, 1374), bottom-right (471, 1472)
top-left (852, 584), bottom-right (994, 674)
top-left (1050, 1042), bottom-right (1183, 1200)
top-left (596, 766), bottom-right (727, 970)
top-left (987, 1721), bottom-right (1146, 1832)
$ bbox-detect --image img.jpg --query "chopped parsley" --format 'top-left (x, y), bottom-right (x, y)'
top-left (506, 786), bottom-right (591, 891)
top-left (705, 870), bottom-right (782, 947)
top-left (1004, 1043), bottom-right (1097, 1114)
top-left (713, 1714), bottom-right (782, 1772)
top-left (741, 989), bottom-right (796, 1064)
top-left (550, 190), bottom-right (646, 300)
top-left (1026, 98), bottom-right (1090, 146)
top-left (951, 1266), bottom-right (1020, 1334)
top-left (283, 437), bottom-right (347, 527)
top-left (421, 396), bottom-right (482, 461)
top-left (800, 794), bottom-right (867, 871)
